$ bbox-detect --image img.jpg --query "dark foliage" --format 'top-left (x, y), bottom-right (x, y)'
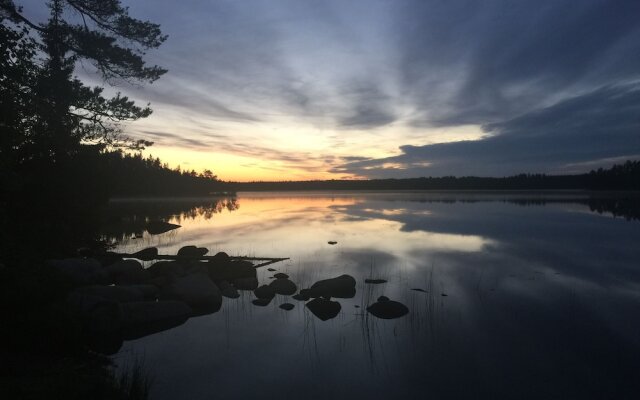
top-left (101, 151), bottom-right (223, 197)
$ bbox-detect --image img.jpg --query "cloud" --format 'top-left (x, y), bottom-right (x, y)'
top-left (335, 83), bottom-right (640, 177)
top-left (395, 0), bottom-right (640, 127)
top-left (19, 0), bottom-right (640, 178)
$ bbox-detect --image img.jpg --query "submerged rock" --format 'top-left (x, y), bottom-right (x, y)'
top-left (306, 298), bottom-right (341, 321)
top-left (146, 221), bottom-right (181, 235)
top-left (364, 279), bottom-right (387, 284)
top-left (269, 278), bottom-right (297, 295)
top-left (366, 297), bottom-right (409, 319)
top-left (279, 303), bottom-right (295, 311)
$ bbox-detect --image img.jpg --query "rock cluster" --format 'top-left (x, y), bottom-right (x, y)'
top-left (49, 245), bottom-right (259, 354)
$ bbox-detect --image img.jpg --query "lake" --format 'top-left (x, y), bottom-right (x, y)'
top-left (109, 191), bottom-right (640, 399)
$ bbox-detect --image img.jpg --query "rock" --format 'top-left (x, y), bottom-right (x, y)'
top-left (121, 301), bottom-right (192, 340)
top-left (183, 262), bottom-right (208, 275)
top-left (306, 274), bottom-right (356, 299)
top-left (177, 245), bottom-right (208, 258)
top-left (268, 278), bottom-right (297, 295)
top-left (273, 272), bottom-right (289, 279)
top-left (306, 298), bottom-right (341, 321)
top-left (106, 259), bottom-right (149, 284)
top-left (218, 281), bottom-right (240, 299)
top-left (365, 279), bottom-right (387, 284)
top-left (366, 298), bottom-right (409, 319)
top-left (254, 285), bottom-right (276, 299)
top-left (66, 292), bottom-right (122, 336)
top-left (76, 247), bottom-right (93, 257)
top-left (292, 292), bottom-right (310, 301)
top-left (146, 221), bottom-right (181, 235)
top-left (231, 277), bottom-right (258, 291)
top-left (145, 275), bottom-right (171, 290)
top-left (121, 284), bottom-right (159, 300)
top-left (48, 258), bottom-right (108, 286)
top-left (95, 252), bottom-right (123, 267)
top-left (252, 298), bottom-right (272, 306)
top-left (267, 268), bottom-right (276, 272)
top-left (328, 241), bottom-right (337, 245)
top-left (208, 260), bottom-right (255, 281)
top-left (410, 288), bottom-right (427, 293)
top-left (131, 247), bottom-right (158, 261)
top-left (209, 252), bottom-right (230, 264)
top-left (441, 293), bottom-right (448, 297)
top-left (160, 273), bottom-right (222, 312)
top-left (279, 303), bottom-right (294, 311)
top-left (377, 295), bottom-right (389, 302)
top-left (73, 285), bottom-right (144, 303)
top-left (147, 261), bottom-right (186, 280)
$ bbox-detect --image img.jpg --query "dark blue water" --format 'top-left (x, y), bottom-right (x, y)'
top-left (111, 192), bottom-right (640, 399)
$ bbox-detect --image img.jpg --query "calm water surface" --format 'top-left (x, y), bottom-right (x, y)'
top-left (110, 192), bottom-right (640, 399)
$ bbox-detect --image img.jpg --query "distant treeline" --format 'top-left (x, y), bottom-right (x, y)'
top-left (220, 160), bottom-right (640, 192)
top-left (102, 151), bottom-right (224, 196)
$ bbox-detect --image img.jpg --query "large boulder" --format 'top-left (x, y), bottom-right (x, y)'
top-left (121, 284), bottom-right (159, 300)
top-left (306, 274), bottom-right (356, 299)
top-left (306, 298), bottom-right (341, 321)
top-left (177, 245), bottom-right (208, 258)
top-left (106, 259), bottom-right (150, 284)
top-left (366, 296), bottom-right (409, 319)
top-left (121, 301), bottom-right (193, 340)
top-left (160, 273), bottom-right (222, 312)
top-left (66, 292), bottom-right (123, 336)
top-left (48, 258), bottom-right (108, 286)
top-left (268, 278), bottom-right (297, 296)
top-left (73, 285), bottom-right (144, 303)
top-left (147, 261), bottom-right (186, 280)
top-left (209, 252), bottom-right (230, 264)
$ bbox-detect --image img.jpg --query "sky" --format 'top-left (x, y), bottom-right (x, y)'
top-left (20, 0), bottom-right (640, 181)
